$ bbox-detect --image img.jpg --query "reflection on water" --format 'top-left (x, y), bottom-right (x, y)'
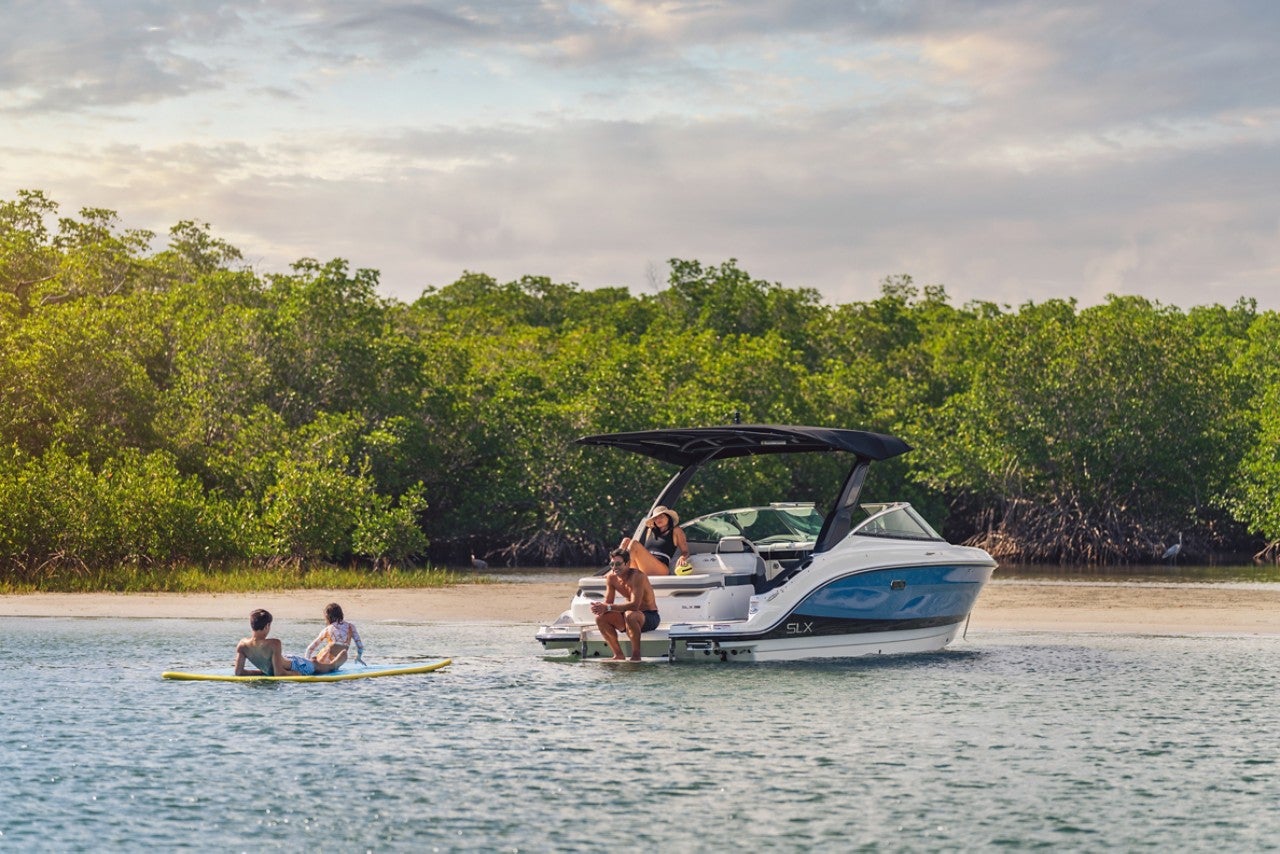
top-left (3, 617), bottom-right (1279, 850)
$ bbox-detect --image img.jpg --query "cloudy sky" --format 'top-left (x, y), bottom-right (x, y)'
top-left (2, 0), bottom-right (1277, 309)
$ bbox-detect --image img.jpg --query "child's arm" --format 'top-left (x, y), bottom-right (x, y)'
top-left (350, 624), bottom-right (365, 661)
top-left (305, 627), bottom-right (328, 659)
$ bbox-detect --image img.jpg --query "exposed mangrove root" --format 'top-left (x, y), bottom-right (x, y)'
top-left (962, 495), bottom-right (1197, 565)
top-left (491, 529), bottom-right (604, 568)
top-left (444, 495), bottom-right (1267, 568)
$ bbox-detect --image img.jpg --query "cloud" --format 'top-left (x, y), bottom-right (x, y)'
top-left (0, 1), bottom-right (246, 112)
top-left (1, 0), bottom-right (1277, 311)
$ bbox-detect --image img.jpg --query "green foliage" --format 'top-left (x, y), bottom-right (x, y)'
top-left (657, 258), bottom-right (823, 359)
top-left (0, 296), bottom-right (163, 460)
top-left (0, 563), bottom-right (462, 594)
top-left (157, 220), bottom-right (245, 281)
top-left (1224, 312), bottom-right (1280, 554)
top-left (916, 295), bottom-right (1251, 559)
top-left (0, 444), bottom-right (249, 575)
top-left (152, 273), bottom-right (273, 477)
top-left (263, 258), bottom-right (389, 425)
top-left (1, 189), bottom-right (1278, 573)
top-left (259, 458), bottom-right (367, 562)
top-left (0, 190), bottom-right (60, 312)
top-left (354, 484), bottom-right (430, 568)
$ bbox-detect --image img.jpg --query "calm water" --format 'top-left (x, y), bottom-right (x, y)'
top-left (4, 605), bottom-right (1279, 851)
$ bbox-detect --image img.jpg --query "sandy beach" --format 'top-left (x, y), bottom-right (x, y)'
top-left (2, 579), bottom-right (1279, 635)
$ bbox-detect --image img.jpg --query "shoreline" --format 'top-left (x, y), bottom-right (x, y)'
top-left (2, 579), bottom-right (1279, 636)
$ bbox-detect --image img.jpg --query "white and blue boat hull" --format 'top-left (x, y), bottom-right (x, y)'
top-left (538, 556), bottom-right (995, 663)
top-left (668, 562), bottom-right (994, 662)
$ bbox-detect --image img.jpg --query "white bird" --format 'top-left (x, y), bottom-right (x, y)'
top-left (470, 553), bottom-right (488, 570)
top-left (1161, 533), bottom-right (1183, 561)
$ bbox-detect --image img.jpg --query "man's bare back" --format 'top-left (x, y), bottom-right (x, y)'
top-left (236, 634), bottom-right (290, 676)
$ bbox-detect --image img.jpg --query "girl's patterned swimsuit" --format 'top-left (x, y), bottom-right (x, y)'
top-left (306, 620), bottom-right (364, 661)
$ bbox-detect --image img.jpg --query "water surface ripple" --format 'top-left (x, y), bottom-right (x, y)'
top-left (3, 617), bottom-right (1277, 850)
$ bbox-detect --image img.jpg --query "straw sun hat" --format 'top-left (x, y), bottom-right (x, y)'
top-left (646, 506), bottom-right (679, 526)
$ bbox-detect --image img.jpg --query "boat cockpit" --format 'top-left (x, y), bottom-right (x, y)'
top-left (682, 502), bottom-right (824, 580)
top-left (680, 501), bottom-right (944, 583)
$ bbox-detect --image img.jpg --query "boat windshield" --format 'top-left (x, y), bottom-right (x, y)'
top-left (683, 503), bottom-right (825, 546)
top-left (849, 503), bottom-right (944, 541)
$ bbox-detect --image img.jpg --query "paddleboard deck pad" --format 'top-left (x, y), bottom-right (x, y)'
top-left (162, 659), bottom-right (451, 682)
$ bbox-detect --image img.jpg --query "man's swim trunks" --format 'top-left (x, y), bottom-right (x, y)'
top-left (641, 609), bottom-right (660, 632)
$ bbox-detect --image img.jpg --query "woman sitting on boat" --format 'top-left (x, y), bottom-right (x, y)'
top-left (621, 505), bottom-right (690, 576)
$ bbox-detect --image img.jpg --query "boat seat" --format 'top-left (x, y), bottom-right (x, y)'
top-left (577, 574), bottom-right (739, 594)
top-left (716, 536), bottom-right (767, 580)
top-left (756, 557), bottom-right (809, 593)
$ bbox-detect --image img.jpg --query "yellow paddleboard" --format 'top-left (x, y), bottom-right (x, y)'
top-left (162, 658), bottom-right (451, 682)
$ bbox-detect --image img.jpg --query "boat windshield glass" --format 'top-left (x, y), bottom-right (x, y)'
top-left (850, 503), bottom-right (944, 541)
top-left (683, 504), bottom-right (825, 546)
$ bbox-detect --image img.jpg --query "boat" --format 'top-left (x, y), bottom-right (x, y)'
top-left (535, 425), bottom-right (996, 662)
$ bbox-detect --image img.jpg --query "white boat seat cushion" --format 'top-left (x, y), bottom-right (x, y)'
top-left (715, 536), bottom-right (766, 577)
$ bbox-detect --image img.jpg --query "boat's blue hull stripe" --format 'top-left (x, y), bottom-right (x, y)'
top-left (746, 612), bottom-right (966, 641)
top-left (673, 564), bottom-right (990, 643)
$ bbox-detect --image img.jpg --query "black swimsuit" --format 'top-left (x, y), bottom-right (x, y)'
top-left (642, 526), bottom-right (677, 564)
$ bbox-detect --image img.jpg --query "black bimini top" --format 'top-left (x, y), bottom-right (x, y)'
top-left (575, 424), bottom-right (911, 467)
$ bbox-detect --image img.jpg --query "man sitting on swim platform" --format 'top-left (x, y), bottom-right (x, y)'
top-left (589, 548), bottom-right (661, 661)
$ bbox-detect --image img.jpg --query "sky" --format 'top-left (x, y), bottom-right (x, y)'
top-left (2, 0), bottom-right (1278, 310)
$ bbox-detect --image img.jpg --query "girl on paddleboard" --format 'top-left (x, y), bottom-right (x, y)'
top-left (306, 602), bottom-right (365, 667)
